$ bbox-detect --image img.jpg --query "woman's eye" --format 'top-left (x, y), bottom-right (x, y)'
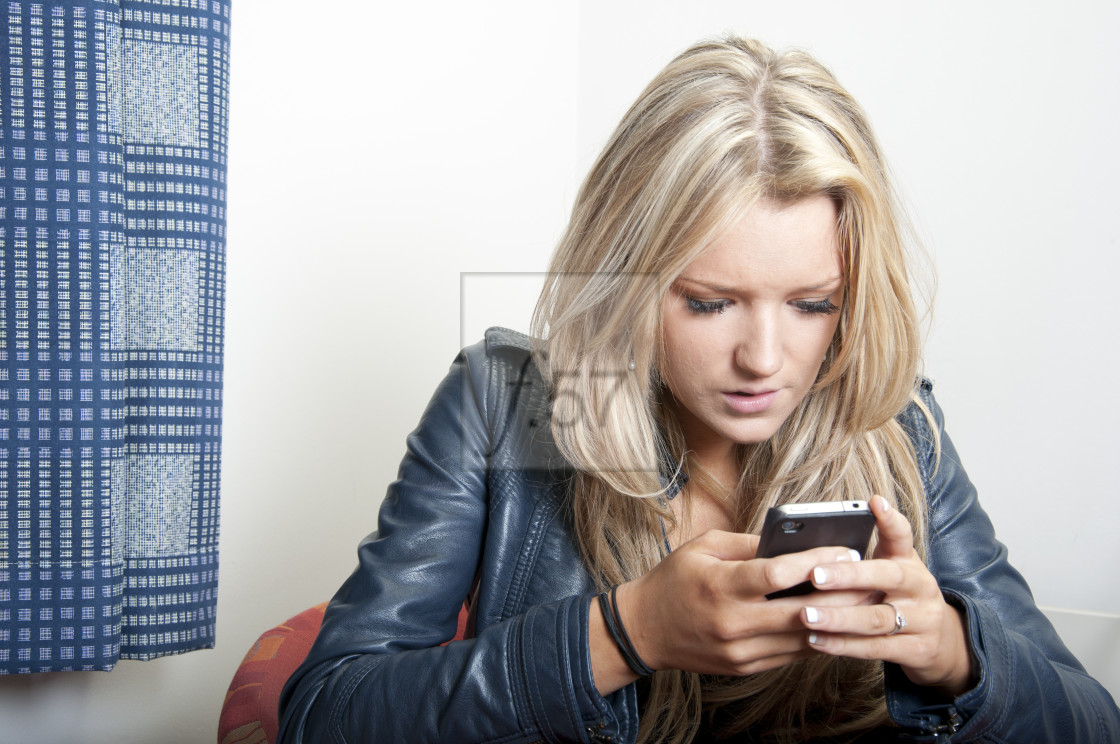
top-left (793, 299), bottom-right (840, 315)
top-left (685, 296), bottom-right (730, 315)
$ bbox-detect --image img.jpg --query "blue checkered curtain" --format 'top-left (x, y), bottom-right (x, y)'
top-left (0, 0), bottom-right (230, 673)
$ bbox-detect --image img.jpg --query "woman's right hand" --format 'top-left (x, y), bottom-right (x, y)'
top-left (590, 530), bottom-right (873, 693)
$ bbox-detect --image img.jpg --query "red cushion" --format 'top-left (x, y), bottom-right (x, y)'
top-left (218, 603), bottom-right (469, 744)
top-left (218, 603), bottom-right (328, 744)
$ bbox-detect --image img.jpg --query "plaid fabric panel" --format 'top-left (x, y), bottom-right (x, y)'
top-left (0, 0), bottom-right (229, 673)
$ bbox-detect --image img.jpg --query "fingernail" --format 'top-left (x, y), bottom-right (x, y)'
top-left (804, 607), bottom-right (821, 624)
top-left (813, 567), bottom-right (831, 585)
top-left (847, 548), bottom-right (862, 562)
top-left (808, 632), bottom-right (824, 646)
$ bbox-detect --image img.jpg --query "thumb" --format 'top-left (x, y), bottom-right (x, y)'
top-left (870, 494), bottom-right (916, 558)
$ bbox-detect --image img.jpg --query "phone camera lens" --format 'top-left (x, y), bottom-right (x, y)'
top-left (780, 520), bottom-right (804, 533)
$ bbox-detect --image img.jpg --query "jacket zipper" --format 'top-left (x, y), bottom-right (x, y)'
top-left (900, 705), bottom-right (962, 742)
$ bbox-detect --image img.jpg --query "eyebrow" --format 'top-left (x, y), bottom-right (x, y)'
top-left (675, 275), bottom-right (844, 294)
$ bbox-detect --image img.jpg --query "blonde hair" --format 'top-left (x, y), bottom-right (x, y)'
top-left (531, 36), bottom-right (932, 744)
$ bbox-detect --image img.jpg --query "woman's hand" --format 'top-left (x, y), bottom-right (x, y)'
top-left (798, 495), bottom-right (975, 695)
top-left (590, 529), bottom-right (876, 694)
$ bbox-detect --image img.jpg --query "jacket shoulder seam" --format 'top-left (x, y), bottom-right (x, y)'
top-left (484, 326), bottom-right (533, 353)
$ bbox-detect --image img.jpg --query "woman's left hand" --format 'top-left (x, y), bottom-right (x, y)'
top-left (799, 495), bottom-right (975, 696)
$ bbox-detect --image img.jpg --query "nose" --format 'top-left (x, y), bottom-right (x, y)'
top-left (733, 310), bottom-right (783, 378)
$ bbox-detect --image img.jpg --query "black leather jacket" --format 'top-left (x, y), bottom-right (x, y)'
top-left (278, 328), bottom-right (1120, 743)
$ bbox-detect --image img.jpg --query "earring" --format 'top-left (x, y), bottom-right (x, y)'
top-left (628, 358), bottom-right (636, 371)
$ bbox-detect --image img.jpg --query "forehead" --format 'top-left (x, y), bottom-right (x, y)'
top-left (680, 195), bottom-right (842, 288)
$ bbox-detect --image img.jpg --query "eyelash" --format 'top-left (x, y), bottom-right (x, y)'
top-left (684, 296), bottom-right (841, 317)
top-left (793, 299), bottom-right (840, 316)
top-left (684, 297), bottom-right (729, 315)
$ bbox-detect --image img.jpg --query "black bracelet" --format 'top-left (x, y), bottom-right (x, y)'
top-left (599, 585), bottom-right (654, 677)
top-left (598, 590), bottom-right (624, 657)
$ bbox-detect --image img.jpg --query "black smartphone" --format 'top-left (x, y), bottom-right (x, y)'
top-left (756, 500), bottom-right (875, 598)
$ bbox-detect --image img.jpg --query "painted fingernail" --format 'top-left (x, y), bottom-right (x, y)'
top-left (808, 632), bottom-right (825, 646)
top-left (813, 567), bottom-right (831, 585)
top-left (804, 607), bottom-right (821, 624)
top-left (847, 548), bottom-right (862, 562)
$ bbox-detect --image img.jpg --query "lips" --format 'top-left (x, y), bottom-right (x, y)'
top-left (721, 389), bottom-right (778, 414)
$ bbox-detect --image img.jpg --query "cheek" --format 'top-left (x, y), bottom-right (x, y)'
top-left (660, 309), bottom-right (693, 364)
top-left (822, 315), bottom-right (842, 353)
top-left (800, 319), bottom-right (841, 369)
top-left (785, 320), bottom-right (837, 369)
top-left (660, 328), bottom-right (708, 394)
top-left (662, 322), bottom-right (721, 379)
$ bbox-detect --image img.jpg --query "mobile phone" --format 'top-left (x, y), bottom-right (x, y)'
top-left (756, 500), bottom-right (875, 598)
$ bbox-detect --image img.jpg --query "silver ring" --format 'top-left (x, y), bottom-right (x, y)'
top-left (883, 601), bottom-right (907, 635)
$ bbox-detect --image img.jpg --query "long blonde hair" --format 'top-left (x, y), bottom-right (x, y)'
top-left (531, 36), bottom-right (933, 744)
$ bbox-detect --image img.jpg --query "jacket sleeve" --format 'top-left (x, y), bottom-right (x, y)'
top-left (276, 340), bottom-right (637, 744)
top-left (887, 384), bottom-right (1120, 742)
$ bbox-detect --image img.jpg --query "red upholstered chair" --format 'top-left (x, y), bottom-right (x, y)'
top-left (218, 603), bottom-right (469, 744)
top-left (218, 603), bottom-right (328, 744)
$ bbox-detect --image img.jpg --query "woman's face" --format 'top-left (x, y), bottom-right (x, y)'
top-left (660, 195), bottom-right (844, 459)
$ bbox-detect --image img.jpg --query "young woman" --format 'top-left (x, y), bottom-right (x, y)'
top-left (278, 37), bottom-right (1119, 743)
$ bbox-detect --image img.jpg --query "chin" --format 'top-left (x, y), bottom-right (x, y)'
top-left (722, 419), bottom-right (784, 445)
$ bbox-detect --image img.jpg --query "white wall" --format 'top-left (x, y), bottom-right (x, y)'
top-left (0, 2), bottom-right (1116, 742)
